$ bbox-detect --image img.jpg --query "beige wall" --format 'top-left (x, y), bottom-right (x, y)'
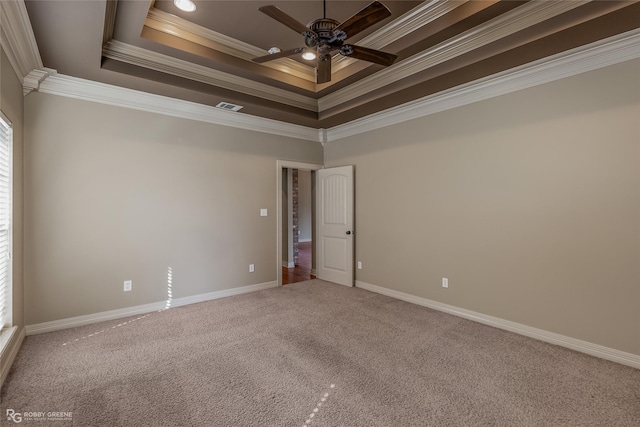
top-left (24, 93), bottom-right (323, 325)
top-left (1, 46), bottom-right (25, 380)
top-left (13, 52), bottom-right (640, 358)
top-left (325, 59), bottom-right (640, 356)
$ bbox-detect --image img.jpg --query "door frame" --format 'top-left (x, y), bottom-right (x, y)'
top-left (276, 160), bottom-right (323, 286)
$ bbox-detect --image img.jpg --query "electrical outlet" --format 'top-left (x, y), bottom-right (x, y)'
top-left (249, 264), bottom-right (255, 273)
top-left (124, 280), bottom-right (132, 292)
top-left (442, 278), bottom-right (448, 288)
top-left (357, 261), bottom-right (362, 270)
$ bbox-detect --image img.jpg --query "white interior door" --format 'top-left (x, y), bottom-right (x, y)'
top-left (316, 165), bottom-right (354, 287)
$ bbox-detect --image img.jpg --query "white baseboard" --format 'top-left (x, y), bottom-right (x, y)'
top-left (167, 281), bottom-right (278, 308)
top-left (356, 281), bottom-right (640, 370)
top-left (26, 281), bottom-right (278, 336)
top-left (282, 261), bottom-right (295, 268)
top-left (0, 326), bottom-right (26, 388)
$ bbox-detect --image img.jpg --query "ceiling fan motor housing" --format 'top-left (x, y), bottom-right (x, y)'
top-left (305, 18), bottom-right (345, 48)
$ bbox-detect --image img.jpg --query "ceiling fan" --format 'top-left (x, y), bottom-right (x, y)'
top-left (252, 1), bottom-right (398, 84)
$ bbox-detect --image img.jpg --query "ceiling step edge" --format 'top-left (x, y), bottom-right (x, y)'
top-left (102, 40), bottom-right (318, 112)
top-left (25, 29), bottom-right (640, 144)
top-left (0, 0), bottom-right (42, 79)
top-left (320, 0), bottom-right (587, 112)
top-left (35, 73), bottom-right (321, 142)
top-left (325, 28), bottom-right (640, 142)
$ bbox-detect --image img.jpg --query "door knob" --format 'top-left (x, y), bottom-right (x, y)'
top-left (346, 230), bottom-right (352, 235)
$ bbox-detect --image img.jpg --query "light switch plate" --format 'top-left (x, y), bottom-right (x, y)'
top-left (260, 209), bottom-right (268, 217)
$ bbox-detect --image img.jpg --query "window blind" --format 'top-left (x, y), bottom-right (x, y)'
top-left (0, 113), bottom-right (11, 331)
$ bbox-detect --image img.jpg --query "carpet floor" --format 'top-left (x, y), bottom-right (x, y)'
top-left (1, 280), bottom-right (639, 426)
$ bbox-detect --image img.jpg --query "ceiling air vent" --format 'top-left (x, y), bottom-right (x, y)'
top-left (216, 102), bottom-right (243, 112)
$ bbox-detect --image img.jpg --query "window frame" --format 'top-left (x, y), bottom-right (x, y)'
top-left (0, 110), bottom-right (13, 331)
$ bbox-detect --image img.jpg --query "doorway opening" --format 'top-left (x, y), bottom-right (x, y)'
top-left (276, 161), bottom-right (323, 286)
top-left (282, 168), bottom-right (314, 285)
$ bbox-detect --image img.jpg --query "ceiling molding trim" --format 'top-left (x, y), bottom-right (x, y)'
top-left (146, 8), bottom-right (260, 58)
top-left (365, 0), bottom-right (467, 48)
top-left (22, 67), bottom-right (56, 96)
top-left (37, 73), bottom-right (321, 142)
top-left (321, 0), bottom-right (587, 111)
top-left (0, 0), bottom-right (42, 79)
top-left (102, 40), bottom-right (318, 112)
top-left (333, 0), bottom-right (466, 73)
top-left (325, 28), bottom-right (640, 142)
top-left (31, 30), bottom-right (639, 145)
top-left (145, 7), bottom-right (314, 81)
top-left (141, 2), bottom-right (466, 91)
top-left (102, 0), bottom-right (118, 45)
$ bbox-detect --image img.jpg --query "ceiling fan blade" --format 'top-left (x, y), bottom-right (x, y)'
top-left (259, 5), bottom-right (314, 36)
top-left (253, 47), bottom-right (305, 63)
top-left (340, 44), bottom-right (397, 66)
top-left (316, 54), bottom-right (332, 84)
top-left (334, 1), bottom-right (392, 40)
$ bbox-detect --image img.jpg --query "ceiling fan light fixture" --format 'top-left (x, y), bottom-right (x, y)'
top-left (253, 1), bottom-right (395, 83)
top-left (174, 0), bottom-right (196, 13)
top-left (304, 34), bottom-right (318, 48)
top-left (302, 50), bottom-right (317, 61)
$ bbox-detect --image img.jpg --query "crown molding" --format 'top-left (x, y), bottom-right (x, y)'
top-left (146, 7), bottom-right (264, 59)
top-left (36, 73), bottom-right (321, 142)
top-left (102, 0), bottom-right (118, 45)
top-left (144, 7), bottom-right (315, 82)
top-left (26, 29), bottom-right (640, 145)
top-left (320, 0), bottom-right (587, 111)
top-left (0, 0), bottom-right (42, 79)
top-left (104, 0), bottom-right (587, 116)
top-left (333, 0), bottom-right (466, 73)
top-left (326, 28), bottom-right (640, 142)
top-left (102, 40), bottom-right (318, 112)
top-left (137, 2), bottom-right (464, 94)
top-left (22, 67), bottom-right (56, 95)
top-left (365, 0), bottom-right (467, 48)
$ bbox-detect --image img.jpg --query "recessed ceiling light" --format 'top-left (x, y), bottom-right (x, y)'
top-left (302, 51), bottom-right (317, 61)
top-left (268, 47), bottom-right (281, 54)
top-left (174, 0), bottom-right (196, 12)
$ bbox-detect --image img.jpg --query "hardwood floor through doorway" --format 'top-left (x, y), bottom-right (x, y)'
top-left (282, 241), bottom-right (315, 285)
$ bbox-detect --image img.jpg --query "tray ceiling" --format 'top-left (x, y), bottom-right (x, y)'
top-left (22, 0), bottom-right (640, 128)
